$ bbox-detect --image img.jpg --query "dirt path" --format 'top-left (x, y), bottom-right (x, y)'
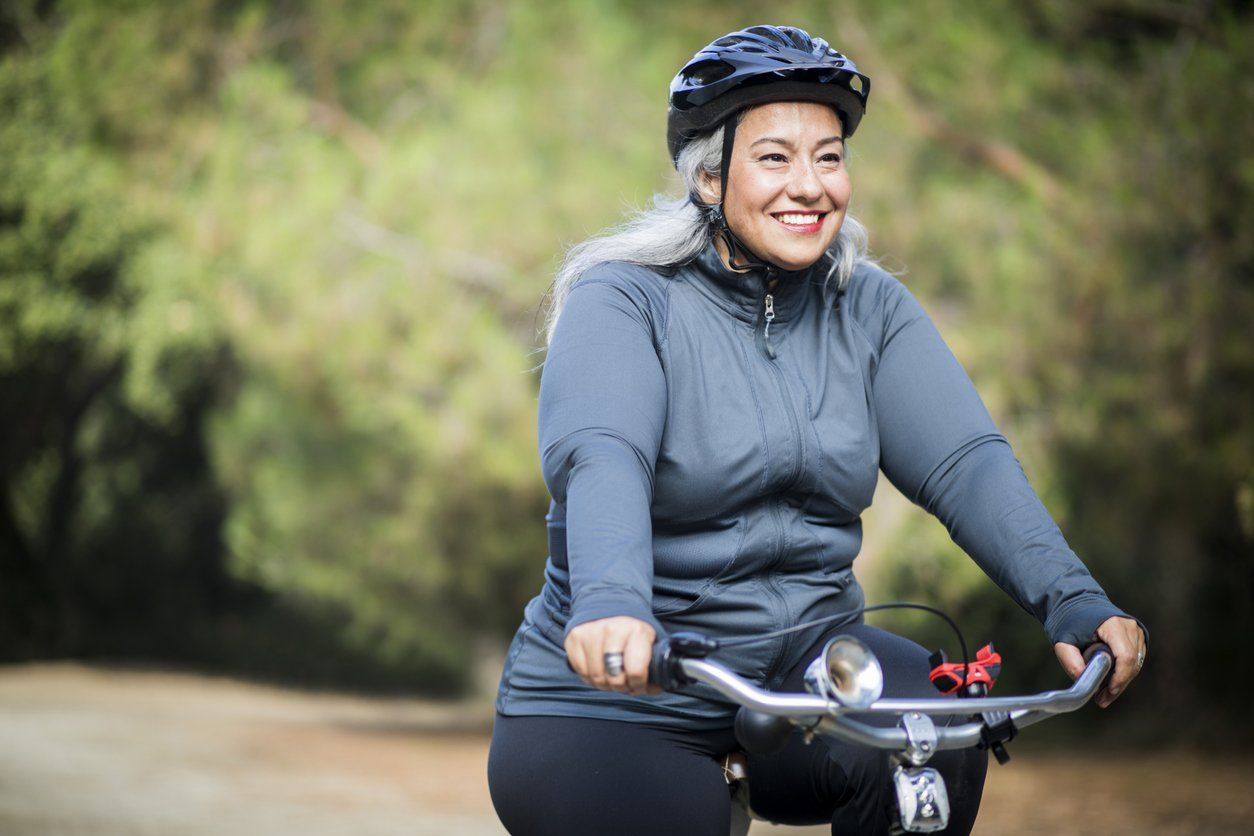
top-left (0, 663), bottom-right (501, 836)
top-left (1, 663), bottom-right (1249, 835)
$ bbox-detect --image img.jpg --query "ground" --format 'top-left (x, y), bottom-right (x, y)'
top-left (1, 663), bottom-right (1249, 835)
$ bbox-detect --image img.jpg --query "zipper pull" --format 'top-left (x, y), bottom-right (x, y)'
top-left (760, 293), bottom-right (777, 359)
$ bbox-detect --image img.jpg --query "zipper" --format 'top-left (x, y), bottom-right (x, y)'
top-left (751, 267), bottom-right (805, 490)
top-left (755, 268), bottom-right (779, 359)
top-left (751, 267), bottom-right (807, 684)
top-left (761, 336), bottom-right (804, 491)
top-left (760, 497), bottom-right (795, 687)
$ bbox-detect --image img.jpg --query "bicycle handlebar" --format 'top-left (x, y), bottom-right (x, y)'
top-left (650, 637), bottom-right (1114, 756)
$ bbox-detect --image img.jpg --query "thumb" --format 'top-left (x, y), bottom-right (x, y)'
top-left (1054, 643), bottom-right (1085, 680)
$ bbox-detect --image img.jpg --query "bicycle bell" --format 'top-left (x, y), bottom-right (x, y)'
top-left (803, 635), bottom-right (884, 709)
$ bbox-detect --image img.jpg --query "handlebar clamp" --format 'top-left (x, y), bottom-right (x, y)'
top-left (977, 710), bottom-right (1018, 765)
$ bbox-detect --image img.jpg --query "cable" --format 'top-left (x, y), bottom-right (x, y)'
top-left (714, 601), bottom-right (972, 687)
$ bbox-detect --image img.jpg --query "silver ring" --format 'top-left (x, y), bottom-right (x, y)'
top-left (1136, 650), bottom-right (1145, 670)
top-left (603, 651), bottom-right (625, 677)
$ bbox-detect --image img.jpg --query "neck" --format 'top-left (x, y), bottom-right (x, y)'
top-left (713, 235), bottom-right (749, 273)
top-left (713, 235), bottom-right (781, 291)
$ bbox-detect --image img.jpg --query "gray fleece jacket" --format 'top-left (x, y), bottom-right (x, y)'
top-left (495, 242), bottom-right (1129, 727)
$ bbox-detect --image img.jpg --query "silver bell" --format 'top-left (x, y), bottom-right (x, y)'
top-left (803, 635), bottom-right (884, 709)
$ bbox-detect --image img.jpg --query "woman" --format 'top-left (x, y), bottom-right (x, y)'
top-left (488, 25), bottom-right (1145, 835)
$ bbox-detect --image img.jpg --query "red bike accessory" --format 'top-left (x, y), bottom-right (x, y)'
top-left (928, 643), bottom-right (1002, 695)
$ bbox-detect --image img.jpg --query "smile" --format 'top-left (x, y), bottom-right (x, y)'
top-left (771, 212), bottom-right (827, 233)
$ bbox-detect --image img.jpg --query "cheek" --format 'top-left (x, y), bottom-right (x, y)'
top-left (827, 175), bottom-right (852, 209)
top-left (726, 167), bottom-right (779, 220)
top-left (728, 189), bottom-right (768, 228)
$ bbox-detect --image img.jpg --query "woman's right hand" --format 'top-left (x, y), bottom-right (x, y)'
top-left (565, 616), bottom-right (660, 696)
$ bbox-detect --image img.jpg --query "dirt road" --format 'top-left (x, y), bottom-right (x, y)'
top-left (1, 663), bottom-right (1249, 835)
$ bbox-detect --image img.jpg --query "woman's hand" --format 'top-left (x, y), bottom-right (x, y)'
top-left (565, 616), bottom-right (660, 696)
top-left (1054, 615), bottom-right (1146, 709)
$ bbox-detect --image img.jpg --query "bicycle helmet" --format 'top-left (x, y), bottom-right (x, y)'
top-left (666, 26), bottom-right (870, 271)
top-left (667, 25), bottom-right (870, 165)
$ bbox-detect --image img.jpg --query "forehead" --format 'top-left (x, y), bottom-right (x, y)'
top-left (738, 101), bottom-right (844, 142)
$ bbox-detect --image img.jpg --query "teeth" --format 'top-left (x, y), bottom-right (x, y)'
top-left (777, 213), bottom-right (822, 225)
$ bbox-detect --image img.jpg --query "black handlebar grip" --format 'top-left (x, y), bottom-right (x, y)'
top-left (649, 640), bottom-right (671, 687)
top-left (1083, 641), bottom-right (1114, 689)
top-left (649, 632), bottom-right (718, 690)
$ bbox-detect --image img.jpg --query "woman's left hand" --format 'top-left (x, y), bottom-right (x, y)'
top-left (1054, 615), bottom-right (1145, 709)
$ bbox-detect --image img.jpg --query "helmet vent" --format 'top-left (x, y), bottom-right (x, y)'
top-left (782, 29), bottom-right (809, 50)
top-left (683, 60), bottom-right (735, 85)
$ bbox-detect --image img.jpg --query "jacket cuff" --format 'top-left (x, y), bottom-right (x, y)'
top-left (564, 590), bottom-right (663, 640)
top-left (1045, 599), bottom-right (1148, 648)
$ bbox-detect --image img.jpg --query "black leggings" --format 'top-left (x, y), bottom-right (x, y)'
top-left (488, 623), bottom-right (987, 835)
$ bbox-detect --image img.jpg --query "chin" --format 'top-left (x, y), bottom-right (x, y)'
top-left (759, 231), bottom-right (840, 272)
top-left (769, 246), bottom-right (826, 272)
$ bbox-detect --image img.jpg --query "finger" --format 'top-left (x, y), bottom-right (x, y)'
top-left (565, 634), bottom-right (591, 685)
top-left (622, 630), bottom-right (654, 695)
top-left (585, 630), bottom-right (610, 690)
top-left (1054, 643), bottom-right (1085, 680)
top-left (565, 617), bottom-right (655, 693)
top-left (599, 621), bottom-right (642, 691)
top-left (602, 644), bottom-right (629, 692)
top-left (568, 624), bottom-right (610, 689)
top-left (1094, 618), bottom-right (1141, 708)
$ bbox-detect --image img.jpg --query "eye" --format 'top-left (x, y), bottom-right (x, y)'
top-left (818, 152), bottom-right (843, 165)
top-left (757, 153), bottom-right (788, 164)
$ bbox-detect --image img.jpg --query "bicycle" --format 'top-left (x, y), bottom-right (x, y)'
top-left (647, 622), bottom-right (1114, 834)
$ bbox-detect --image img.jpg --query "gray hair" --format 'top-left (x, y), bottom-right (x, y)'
top-left (543, 123), bottom-right (873, 345)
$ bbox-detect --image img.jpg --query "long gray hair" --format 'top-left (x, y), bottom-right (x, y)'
top-left (543, 122), bottom-right (873, 345)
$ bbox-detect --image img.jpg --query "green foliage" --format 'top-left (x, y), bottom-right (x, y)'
top-left (853, 1), bottom-right (1254, 736)
top-left (0, 17), bottom-right (230, 658)
top-left (2, 0), bottom-right (1249, 715)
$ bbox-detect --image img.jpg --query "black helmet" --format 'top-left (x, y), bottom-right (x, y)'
top-left (667, 25), bottom-right (870, 165)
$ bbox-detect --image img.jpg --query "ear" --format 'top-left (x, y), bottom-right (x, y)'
top-left (696, 169), bottom-right (721, 206)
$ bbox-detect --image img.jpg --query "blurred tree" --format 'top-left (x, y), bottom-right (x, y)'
top-left (854, 0), bottom-right (1253, 738)
top-left (1, 0), bottom-right (1248, 716)
top-left (0, 11), bottom-right (233, 660)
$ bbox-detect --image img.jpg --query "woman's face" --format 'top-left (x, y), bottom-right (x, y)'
top-left (709, 101), bottom-right (850, 272)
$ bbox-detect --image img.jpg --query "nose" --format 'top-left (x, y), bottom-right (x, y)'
top-left (787, 161), bottom-right (823, 202)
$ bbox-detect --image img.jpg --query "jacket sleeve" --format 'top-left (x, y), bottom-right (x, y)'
top-left (870, 277), bottom-right (1134, 647)
top-left (538, 272), bottom-right (667, 637)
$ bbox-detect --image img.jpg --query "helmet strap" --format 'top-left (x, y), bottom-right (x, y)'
top-left (712, 115), bottom-right (766, 272)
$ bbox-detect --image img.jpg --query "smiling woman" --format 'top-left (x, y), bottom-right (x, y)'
top-left (488, 24), bottom-right (1144, 836)
top-left (705, 102), bottom-right (851, 272)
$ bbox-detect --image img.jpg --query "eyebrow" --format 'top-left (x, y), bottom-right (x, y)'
top-left (749, 135), bottom-right (845, 150)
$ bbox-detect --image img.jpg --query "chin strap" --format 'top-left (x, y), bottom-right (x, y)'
top-left (695, 115), bottom-right (767, 273)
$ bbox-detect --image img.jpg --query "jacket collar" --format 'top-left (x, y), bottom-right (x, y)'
top-left (686, 240), bottom-right (822, 324)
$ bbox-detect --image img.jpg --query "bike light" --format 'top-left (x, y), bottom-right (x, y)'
top-left (803, 635), bottom-right (884, 709)
top-left (892, 765), bottom-right (950, 832)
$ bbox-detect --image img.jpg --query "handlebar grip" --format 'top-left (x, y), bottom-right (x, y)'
top-left (648, 640), bottom-right (671, 687)
top-left (649, 632), bottom-right (718, 690)
top-left (1083, 641), bottom-right (1114, 688)
top-left (1082, 642), bottom-right (1112, 665)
